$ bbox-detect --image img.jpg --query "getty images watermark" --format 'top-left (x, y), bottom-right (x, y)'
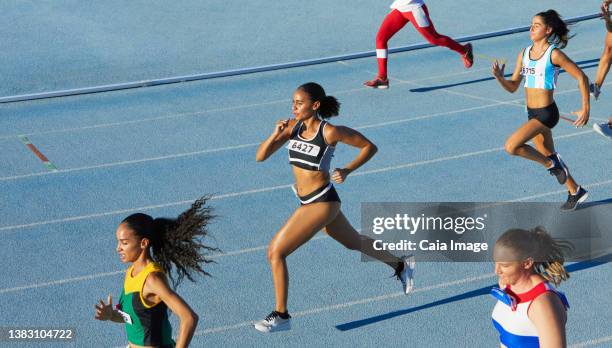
top-left (371, 212), bottom-right (489, 253)
top-left (360, 202), bottom-right (610, 262)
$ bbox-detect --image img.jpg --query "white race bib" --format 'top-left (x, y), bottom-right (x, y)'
top-left (117, 309), bottom-right (133, 325)
top-left (287, 140), bottom-right (321, 157)
top-left (521, 66), bottom-right (536, 77)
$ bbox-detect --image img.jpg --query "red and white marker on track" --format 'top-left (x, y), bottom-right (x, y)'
top-left (18, 135), bottom-right (58, 172)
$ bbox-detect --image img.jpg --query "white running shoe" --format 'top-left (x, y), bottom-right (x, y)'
top-left (253, 311), bottom-right (291, 333)
top-left (397, 255), bottom-right (416, 294)
top-left (593, 122), bottom-right (612, 140)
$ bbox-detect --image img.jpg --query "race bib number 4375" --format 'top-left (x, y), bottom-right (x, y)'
top-left (287, 140), bottom-right (321, 157)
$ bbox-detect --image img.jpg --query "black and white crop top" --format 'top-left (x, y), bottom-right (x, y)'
top-left (286, 120), bottom-right (335, 172)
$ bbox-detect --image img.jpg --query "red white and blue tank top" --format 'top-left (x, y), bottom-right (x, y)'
top-left (491, 281), bottom-right (569, 348)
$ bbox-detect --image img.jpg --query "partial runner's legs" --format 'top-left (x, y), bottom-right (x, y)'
top-left (365, 6), bottom-right (473, 89)
top-left (406, 5), bottom-right (466, 55)
top-left (324, 210), bottom-right (400, 269)
top-left (324, 210), bottom-right (416, 294)
top-left (375, 9), bottom-right (410, 80)
top-left (504, 118), bottom-right (587, 210)
top-left (267, 202), bottom-right (340, 313)
top-left (254, 201), bottom-right (340, 333)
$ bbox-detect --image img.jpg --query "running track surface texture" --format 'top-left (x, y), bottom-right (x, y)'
top-left (0, 2), bottom-right (611, 348)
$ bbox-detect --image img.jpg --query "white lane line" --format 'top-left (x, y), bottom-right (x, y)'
top-left (352, 129), bottom-right (592, 176)
top-left (0, 234), bottom-right (329, 295)
top-left (194, 273), bottom-right (496, 336)
top-left (2, 45), bottom-right (598, 141)
top-left (0, 142), bottom-right (260, 181)
top-left (570, 335), bottom-right (612, 348)
top-left (0, 66), bottom-right (496, 141)
top-left (392, 74), bottom-right (523, 107)
top-left (0, 101), bottom-right (512, 182)
top-left (0, 183), bottom-right (295, 232)
top-left (0, 100), bottom-right (287, 140)
top-left (0, 80), bottom-right (601, 183)
top-left (0, 47), bottom-right (600, 143)
top-left (355, 101), bottom-right (512, 130)
top-left (0, 129), bottom-right (596, 232)
top-left (1, 51), bottom-right (605, 182)
top-left (215, 235), bottom-right (328, 259)
top-left (0, 271), bottom-right (124, 295)
top-left (2, 173), bottom-right (611, 294)
top-left (358, 53), bottom-right (611, 122)
top-left (507, 178), bottom-right (612, 202)
top-left (395, 76), bottom-right (611, 123)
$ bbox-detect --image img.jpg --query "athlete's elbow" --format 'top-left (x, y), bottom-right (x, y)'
top-left (184, 311), bottom-right (199, 329)
top-left (191, 312), bottom-right (199, 327)
top-left (371, 143), bottom-right (378, 154)
top-left (361, 143), bottom-right (378, 158)
top-left (255, 150), bottom-right (268, 162)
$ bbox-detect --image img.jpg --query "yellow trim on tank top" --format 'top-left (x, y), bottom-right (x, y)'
top-left (124, 262), bottom-right (165, 308)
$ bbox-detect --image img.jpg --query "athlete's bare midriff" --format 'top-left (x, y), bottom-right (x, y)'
top-left (291, 166), bottom-right (331, 196)
top-left (524, 88), bottom-right (554, 108)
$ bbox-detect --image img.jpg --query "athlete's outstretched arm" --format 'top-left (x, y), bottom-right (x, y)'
top-left (146, 273), bottom-right (198, 348)
top-left (551, 49), bottom-right (590, 127)
top-left (256, 119), bottom-right (295, 162)
top-left (529, 292), bottom-right (568, 348)
top-left (324, 125), bottom-right (377, 183)
top-left (492, 50), bottom-right (524, 93)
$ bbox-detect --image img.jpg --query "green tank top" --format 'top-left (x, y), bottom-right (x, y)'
top-left (117, 262), bottom-right (175, 347)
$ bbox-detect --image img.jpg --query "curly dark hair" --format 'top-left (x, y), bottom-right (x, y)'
top-left (121, 196), bottom-right (219, 288)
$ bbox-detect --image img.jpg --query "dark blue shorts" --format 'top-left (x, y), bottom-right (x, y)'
top-left (527, 102), bottom-right (559, 129)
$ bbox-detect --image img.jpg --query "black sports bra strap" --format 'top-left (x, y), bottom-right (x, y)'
top-left (290, 120), bottom-right (302, 137)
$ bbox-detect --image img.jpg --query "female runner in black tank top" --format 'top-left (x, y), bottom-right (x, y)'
top-left (253, 82), bottom-right (414, 333)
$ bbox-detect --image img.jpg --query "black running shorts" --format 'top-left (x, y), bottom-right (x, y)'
top-left (527, 102), bottom-right (560, 129)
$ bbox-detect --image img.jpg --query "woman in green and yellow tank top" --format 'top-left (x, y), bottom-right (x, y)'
top-left (95, 197), bottom-right (217, 348)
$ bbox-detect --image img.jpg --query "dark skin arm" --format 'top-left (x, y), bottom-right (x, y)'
top-left (94, 294), bottom-right (125, 324)
top-left (143, 272), bottom-right (198, 348)
top-left (323, 124), bottom-right (377, 183)
top-left (256, 119), bottom-right (297, 161)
